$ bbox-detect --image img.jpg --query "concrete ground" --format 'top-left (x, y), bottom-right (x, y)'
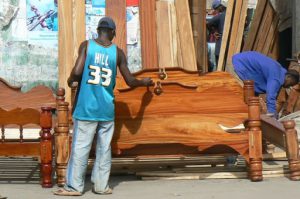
top-left (1, 176), bottom-right (300, 199)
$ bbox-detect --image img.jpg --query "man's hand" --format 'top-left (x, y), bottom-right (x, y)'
top-left (266, 112), bottom-right (278, 119)
top-left (141, 77), bottom-right (154, 87)
top-left (67, 77), bottom-right (78, 88)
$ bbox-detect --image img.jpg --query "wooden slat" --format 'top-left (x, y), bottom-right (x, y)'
top-left (262, 16), bottom-right (279, 55)
top-left (217, 0), bottom-right (235, 71)
top-left (106, 0), bottom-right (127, 55)
top-left (189, 0), bottom-right (207, 72)
top-left (0, 143), bottom-right (40, 156)
top-left (233, 0), bottom-right (249, 54)
top-left (0, 108), bottom-right (40, 125)
top-left (58, 0), bottom-right (74, 102)
top-left (139, 0), bottom-right (159, 69)
top-left (260, 114), bottom-right (286, 150)
top-left (156, 1), bottom-right (177, 68)
top-left (253, 4), bottom-right (274, 52)
top-left (225, 0), bottom-right (243, 69)
top-left (72, 0), bottom-right (86, 62)
top-left (175, 0), bottom-right (197, 71)
top-left (243, 0), bottom-right (268, 51)
top-left (225, 0), bottom-right (249, 77)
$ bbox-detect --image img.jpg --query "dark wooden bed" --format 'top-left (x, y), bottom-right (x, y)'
top-left (0, 78), bottom-right (56, 187)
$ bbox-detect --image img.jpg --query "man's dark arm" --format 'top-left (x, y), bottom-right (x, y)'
top-left (117, 47), bottom-right (153, 87)
top-left (206, 14), bottom-right (220, 30)
top-left (67, 41), bottom-right (88, 87)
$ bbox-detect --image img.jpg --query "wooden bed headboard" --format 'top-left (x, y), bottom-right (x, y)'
top-left (0, 78), bottom-right (56, 110)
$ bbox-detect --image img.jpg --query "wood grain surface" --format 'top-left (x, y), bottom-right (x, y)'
top-left (0, 78), bottom-right (56, 110)
top-left (106, 0), bottom-right (127, 54)
top-left (139, 0), bottom-right (158, 69)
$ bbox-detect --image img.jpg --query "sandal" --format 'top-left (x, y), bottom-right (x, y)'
top-left (53, 188), bottom-right (82, 196)
top-left (92, 187), bottom-right (113, 195)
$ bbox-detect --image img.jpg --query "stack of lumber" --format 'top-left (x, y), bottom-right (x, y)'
top-left (217, 0), bottom-right (279, 75)
top-left (155, 0), bottom-right (199, 72)
top-left (243, 0), bottom-right (279, 59)
top-left (137, 157), bottom-right (290, 180)
top-left (217, 0), bottom-right (249, 72)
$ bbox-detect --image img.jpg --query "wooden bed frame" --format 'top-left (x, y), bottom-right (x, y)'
top-left (0, 78), bottom-right (56, 187)
top-left (243, 80), bottom-right (300, 180)
top-left (55, 69), bottom-right (266, 185)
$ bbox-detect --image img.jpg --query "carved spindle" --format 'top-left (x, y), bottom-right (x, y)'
top-left (1, 126), bottom-right (5, 143)
top-left (282, 120), bottom-right (300, 181)
top-left (40, 106), bottom-right (53, 188)
top-left (243, 80), bottom-right (254, 104)
top-left (248, 97), bottom-right (261, 131)
top-left (56, 88), bottom-right (66, 103)
top-left (248, 97), bottom-right (263, 181)
top-left (55, 99), bottom-right (70, 186)
top-left (19, 126), bottom-right (23, 143)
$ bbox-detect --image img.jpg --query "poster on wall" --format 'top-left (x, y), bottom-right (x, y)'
top-left (11, 0), bottom-right (28, 41)
top-left (26, 0), bottom-right (58, 47)
top-left (85, 0), bottom-right (105, 40)
top-left (0, 0), bottom-right (58, 92)
top-left (126, 2), bottom-right (142, 72)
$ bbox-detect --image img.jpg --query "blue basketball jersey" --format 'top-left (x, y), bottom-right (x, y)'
top-left (73, 40), bottom-right (117, 121)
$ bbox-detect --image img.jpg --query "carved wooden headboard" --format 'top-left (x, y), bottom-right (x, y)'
top-left (0, 78), bottom-right (56, 110)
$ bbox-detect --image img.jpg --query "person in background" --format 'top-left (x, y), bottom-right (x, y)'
top-left (233, 51), bottom-right (299, 118)
top-left (207, 0), bottom-right (227, 66)
top-left (54, 17), bottom-right (153, 196)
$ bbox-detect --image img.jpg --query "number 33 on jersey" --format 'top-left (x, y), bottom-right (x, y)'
top-left (73, 40), bottom-right (117, 121)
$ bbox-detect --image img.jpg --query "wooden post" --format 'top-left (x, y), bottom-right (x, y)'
top-left (55, 88), bottom-right (70, 186)
top-left (282, 120), bottom-right (300, 181)
top-left (40, 106), bottom-right (53, 188)
top-left (248, 97), bottom-right (263, 182)
top-left (243, 80), bottom-right (254, 104)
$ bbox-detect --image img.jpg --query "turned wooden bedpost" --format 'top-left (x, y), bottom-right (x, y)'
top-left (282, 120), bottom-right (300, 180)
top-left (243, 80), bottom-right (254, 104)
top-left (248, 97), bottom-right (263, 182)
top-left (40, 106), bottom-right (53, 188)
top-left (55, 88), bottom-right (70, 186)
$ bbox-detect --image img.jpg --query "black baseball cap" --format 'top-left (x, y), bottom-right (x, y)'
top-left (97, 17), bottom-right (116, 30)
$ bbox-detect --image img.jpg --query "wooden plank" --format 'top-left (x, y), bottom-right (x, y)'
top-left (0, 143), bottom-right (40, 156)
top-left (225, 0), bottom-right (243, 69)
top-left (217, 0), bottom-right (235, 71)
top-left (106, 0), bottom-right (127, 54)
top-left (189, 0), bottom-right (207, 72)
top-left (254, 4), bottom-right (274, 52)
top-left (175, 0), bottom-right (197, 71)
top-left (72, 0), bottom-right (86, 62)
top-left (156, 1), bottom-right (177, 68)
top-left (139, 0), bottom-right (159, 69)
top-left (268, 33), bottom-right (279, 60)
top-left (170, 2), bottom-right (179, 68)
top-left (226, 0), bottom-right (249, 76)
top-left (58, 0), bottom-right (74, 103)
top-left (260, 114), bottom-right (286, 150)
top-left (262, 16), bottom-right (279, 55)
top-left (233, 0), bottom-right (249, 54)
top-left (243, 0), bottom-right (268, 51)
top-left (138, 169), bottom-right (288, 180)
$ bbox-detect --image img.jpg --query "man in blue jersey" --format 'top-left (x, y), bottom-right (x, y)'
top-left (54, 17), bottom-right (153, 196)
top-left (233, 51), bottom-right (299, 118)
